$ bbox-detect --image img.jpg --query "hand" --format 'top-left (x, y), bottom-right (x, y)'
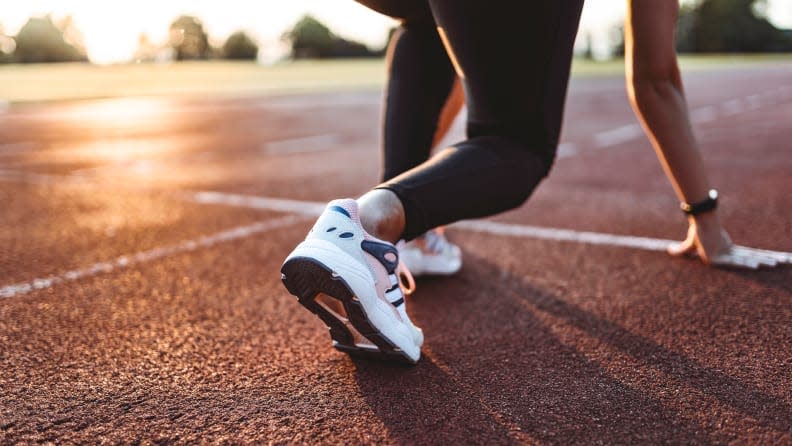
top-left (668, 220), bottom-right (790, 269)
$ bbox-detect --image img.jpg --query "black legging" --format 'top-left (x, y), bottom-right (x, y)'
top-left (358, 0), bottom-right (584, 240)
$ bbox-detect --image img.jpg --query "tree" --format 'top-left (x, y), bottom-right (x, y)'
top-left (282, 15), bottom-right (378, 59)
top-left (0, 23), bottom-right (15, 63)
top-left (676, 0), bottom-right (792, 52)
top-left (222, 31), bottom-right (259, 60)
top-left (169, 15), bottom-right (210, 60)
top-left (282, 15), bottom-right (334, 59)
top-left (580, 31), bottom-right (595, 60)
top-left (13, 15), bottom-right (87, 63)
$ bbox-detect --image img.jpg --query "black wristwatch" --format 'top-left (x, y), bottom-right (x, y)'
top-left (680, 189), bottom-right (718, 216)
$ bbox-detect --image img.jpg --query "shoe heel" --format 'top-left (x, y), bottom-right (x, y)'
top-left (281, 257), bottom-right (357, 346)
top-left (281, 256), bottom-right (419, 364)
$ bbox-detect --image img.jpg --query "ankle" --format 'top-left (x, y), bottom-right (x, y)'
top-left (357, 190), bottom-right (406, 243)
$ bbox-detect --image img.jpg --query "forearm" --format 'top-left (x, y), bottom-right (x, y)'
top-left (625, 0), bottom-right (714, 205)
top-left (627, 73), bottom-right (712, 204)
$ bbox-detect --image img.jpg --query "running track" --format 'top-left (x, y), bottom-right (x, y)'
top-left (1, 62), bottom-right (791, 444)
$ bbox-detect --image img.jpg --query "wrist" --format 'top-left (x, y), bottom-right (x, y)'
top-left (681, 189), bottom-right (718, 216)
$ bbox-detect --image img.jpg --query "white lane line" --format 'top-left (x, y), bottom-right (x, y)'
top-left (690, 105), bottom-right (717, 124)
top-left (592, 123), bottom-right (644, 149)
top-left (453, 220), bottom-right (673, 251)
top-left (186, 192), bottom-right (657, 252)
top-left (189, 191), bottom-right (325, 215)
top-left (720, 98), bottom-right (745, 116)
top-left (556, 142), bottom-right (579, 159)
top-left (186, 191), bottom-right (792, 258)
top-left (263, 133), bottom-right (340, 155)
top-left (0, 215), bottom-right (305, 299)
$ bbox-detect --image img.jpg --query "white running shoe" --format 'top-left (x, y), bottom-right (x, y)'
top-left (281, 199), bottom-right (423, 364)
top-left (397, 227), bottom-right (462, 277)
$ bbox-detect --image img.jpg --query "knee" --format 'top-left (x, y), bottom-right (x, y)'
top-left (476, 135), bottom-right (554, 209)
top-left (468, 121), bottom-right (558, 171)
top-left (511, 148), bottom-right (553, 206)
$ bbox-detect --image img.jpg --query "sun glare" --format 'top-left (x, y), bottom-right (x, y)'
top-left (68, 5), bottom-right (171, 64)
top-left (59, 98), bottom-right (172, 127)
top-left (84, 29), bottom-right (140, 65)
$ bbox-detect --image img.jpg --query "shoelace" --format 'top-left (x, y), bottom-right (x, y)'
top-left (422, 228), bottom-right (451, 254)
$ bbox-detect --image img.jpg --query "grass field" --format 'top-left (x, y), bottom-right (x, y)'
top-left (0, 54), bottom-right (790, 104)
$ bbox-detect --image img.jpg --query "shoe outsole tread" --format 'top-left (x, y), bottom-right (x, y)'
top-left (281, 256), bottom-right (417, 365)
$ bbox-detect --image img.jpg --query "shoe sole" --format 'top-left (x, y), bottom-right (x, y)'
top-left (281, 256), bottom-right (418, 364)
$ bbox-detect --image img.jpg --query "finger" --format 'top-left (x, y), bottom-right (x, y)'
top-left (667, 240), bottom-right (697, 258)
top-left (710, 253), bottom-right (760, 269)
top-left (733, 246), bottom-right (791, 264)
top-left (754, 255), bottom-right (778, 267)
top-left (732, 246), bottom-right (783, 266)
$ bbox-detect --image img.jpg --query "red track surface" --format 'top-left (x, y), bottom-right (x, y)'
top-left (1, 63), bottom-right (791, 444)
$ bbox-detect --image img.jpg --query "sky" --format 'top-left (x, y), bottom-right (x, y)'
top-left (2, 0), bottom-right (791, 64)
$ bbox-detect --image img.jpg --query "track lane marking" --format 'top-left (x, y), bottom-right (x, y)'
top-left (453, 220), bottom-right (673, 251)
top-left (0, 215), bottom-right (306, 299)
top-left (190, 191), bottom-right (326, 215)
top-left (690, 106), bottom-right (717, 124)
top-left (556, 142), bottom-right (579, 159)
top-left (185, 191), bottom-right (791, 259)
top-left (262, 133), bottom-right (340, 155)
top-left (187, 191), bottom-right (673, 251)
top-left (185, 191), bottom-right (788, 260)
top-left (188, 191), bottom-right (675, 251)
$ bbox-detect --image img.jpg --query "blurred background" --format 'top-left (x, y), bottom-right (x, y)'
top-left (0, 0), bottom-right (790, 102)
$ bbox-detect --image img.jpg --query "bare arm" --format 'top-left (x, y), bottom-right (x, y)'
top-left (625, 0), bottom-right (711, 203)
top-left (625, 0), bottom-right (783, 268)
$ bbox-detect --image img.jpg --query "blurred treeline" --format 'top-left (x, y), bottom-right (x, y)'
top-left (0, 16), bottom-right (88, 63)
top-left (282, 15), bottom-right (383, 59)
top-left (676, 0), bottom-right (792, 52)
top-left (0, 13), bottom-right (381, 64)
top-left (0, 15), bottom-right (261, 64)
top-left (1, 0), bottom-right (790, 65)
